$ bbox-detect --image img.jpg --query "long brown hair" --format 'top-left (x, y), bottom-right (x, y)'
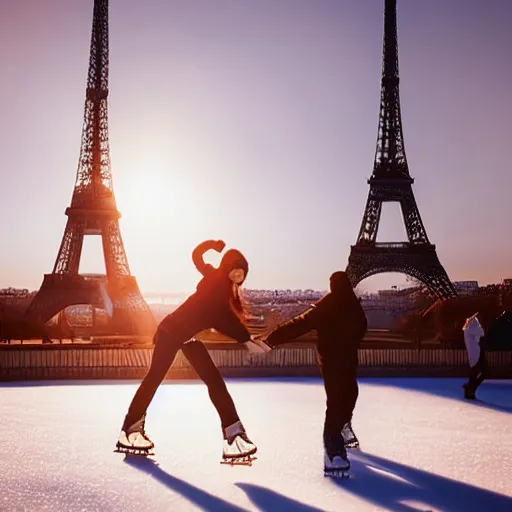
top-left (230, 283), bottom-right (249, 321)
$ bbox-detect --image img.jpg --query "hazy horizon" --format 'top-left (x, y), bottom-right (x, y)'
top-left (1, 0), bottom-right (511, 296)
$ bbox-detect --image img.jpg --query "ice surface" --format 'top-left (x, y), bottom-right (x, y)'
top-left (1, 377), bottom-right (511, 512)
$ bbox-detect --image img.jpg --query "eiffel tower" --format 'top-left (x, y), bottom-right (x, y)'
top-left (26, 0), bottom-right (155, 334)
top-left (346, 0), bottom-right (456, 300)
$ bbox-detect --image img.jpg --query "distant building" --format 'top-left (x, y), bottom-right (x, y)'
top-left (453, 281), bottom-right (479, 295)
top-left (377, 289), bottom-right (398, 297)
top-left (0, 287), bottom-right (31, 297)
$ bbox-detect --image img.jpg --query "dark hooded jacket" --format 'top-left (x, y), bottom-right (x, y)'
top-left (266, 272), bottom-right (367, 364)
top-left (158, 242), bottom-right (251, 343)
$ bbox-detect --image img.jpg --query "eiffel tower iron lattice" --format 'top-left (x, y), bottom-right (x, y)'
top-left (26, 0), bottom-right (155, 334)
top-left (345, 0), bottom-right (457, 300)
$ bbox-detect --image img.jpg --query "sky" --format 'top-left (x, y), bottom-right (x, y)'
top-left (0, 0), bottom-right (511, 296)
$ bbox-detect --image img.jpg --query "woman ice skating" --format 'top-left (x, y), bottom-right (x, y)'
top-left (115, 240), bottom-right (270, 461)
top-left (258, 271), bottom-right (367, 477)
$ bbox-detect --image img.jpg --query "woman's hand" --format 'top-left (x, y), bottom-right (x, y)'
top-left (212, 240), bottom-right (226, 253)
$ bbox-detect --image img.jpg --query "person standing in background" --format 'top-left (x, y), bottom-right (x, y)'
top-left (462, 312), bottom-right (489, 400)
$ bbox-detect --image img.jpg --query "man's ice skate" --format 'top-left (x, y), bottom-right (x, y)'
top-left (463, 383), bottom-right (476, 400)
top-left (221, 420), bottom-right (257, 466)
top-left (323, 433), bottom-right (350, 478)
top-left (114, 415), bottom-right (155, 456)
top-left (341, 421), bottom-right (360, 449)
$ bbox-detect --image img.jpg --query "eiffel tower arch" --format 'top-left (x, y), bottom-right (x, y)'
top-left (25, 0), bottom-right (155, 335)
top-left (346, 0), bottom-right (457, 301)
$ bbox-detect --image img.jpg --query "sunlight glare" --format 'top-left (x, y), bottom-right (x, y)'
top-left (116, 158), bottom-right (201, 235)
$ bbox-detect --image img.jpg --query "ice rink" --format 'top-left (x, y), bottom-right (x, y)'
top-left (1, 377), bottom-right (511, 512)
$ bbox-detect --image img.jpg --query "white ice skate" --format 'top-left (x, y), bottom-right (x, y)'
top-left (341, 422), bottom-right (360, 449)
top-left (114, 415), bottom-right (155, 456)
top-left (221, 420), bottom-right (257, 466)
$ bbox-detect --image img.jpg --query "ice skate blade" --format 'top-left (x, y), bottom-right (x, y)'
top-left (114, 446), bottom-right (155, 457)
top-left (346, 443), bottom-right (360, 450)
top-left (324, 469), bottom-right (350, 479)
top-left (221, 455), bottom-right (257, 466)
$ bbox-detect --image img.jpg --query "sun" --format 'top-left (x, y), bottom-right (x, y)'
top-left (136, 174), bottom-right (169, 219)
top-left (116, 164), bottom-right (194, 226)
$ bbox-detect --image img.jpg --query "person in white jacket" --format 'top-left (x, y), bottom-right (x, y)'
top-left (462, 313), bottom-right (489, 399)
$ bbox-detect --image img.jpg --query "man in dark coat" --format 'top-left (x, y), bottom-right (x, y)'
top-left (260, 271), bottom-right (367, 473)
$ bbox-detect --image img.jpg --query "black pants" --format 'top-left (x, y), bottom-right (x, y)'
top-left (320, 359), bottom-right (359, 435)
top-left (124, 328), bottom-right (239, 429)
top-left (466, 351), bottom-right (489, 394)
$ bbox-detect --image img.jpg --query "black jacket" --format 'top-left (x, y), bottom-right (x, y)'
top-left (158, 242), bottom-right (251, 343)
top-left (266, 288), bottom-right (367, 363)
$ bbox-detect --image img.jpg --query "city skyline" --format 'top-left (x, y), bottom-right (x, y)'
top-left (1, 0), bottom-right (511, 295)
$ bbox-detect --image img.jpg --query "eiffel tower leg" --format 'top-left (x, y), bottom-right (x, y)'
top-left (53, 218), bottom-right (86, 274)
top-left (357, 197), bottom-right (382, 244)
top-left (400, 189), bottom-right (430, 244)
top-left (102, 219), bottom-right (130, 276)
top-left (101, 220), bottom-right (155, 334)
top-left (415, 257), bottom-right (457, 300)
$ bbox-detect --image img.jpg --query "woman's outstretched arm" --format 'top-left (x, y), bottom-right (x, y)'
top-left (192, 240), bottom-right (226, 276)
